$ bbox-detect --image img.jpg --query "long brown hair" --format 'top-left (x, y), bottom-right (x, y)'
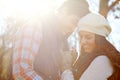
top-left (95, 35), bottom-right (120, 66)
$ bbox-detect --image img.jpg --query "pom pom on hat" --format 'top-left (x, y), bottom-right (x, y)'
top-left (78, 13), bottom-right (111, 37)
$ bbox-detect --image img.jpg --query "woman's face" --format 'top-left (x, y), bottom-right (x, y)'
top-left (80, 31), bottom-right (97, 53)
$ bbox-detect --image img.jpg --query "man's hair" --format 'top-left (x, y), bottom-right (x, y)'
top-left (59, 0), bottom-right (89, 18)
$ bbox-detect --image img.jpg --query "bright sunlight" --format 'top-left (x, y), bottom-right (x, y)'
top-left (0, 0), bottom-right (65, 19)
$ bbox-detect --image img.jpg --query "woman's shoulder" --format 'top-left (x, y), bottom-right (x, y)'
top-left (91, 55), bottom-right (112, 68)
top-left (93, 55), bottom-right (110, 63)
top-left (89, 55), bottom-right (113, 76)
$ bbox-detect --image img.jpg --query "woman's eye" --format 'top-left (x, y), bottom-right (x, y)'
top-left (86, 36), bottom-right (92, 39)
top-left (80, 36), bottom-right (91, 40)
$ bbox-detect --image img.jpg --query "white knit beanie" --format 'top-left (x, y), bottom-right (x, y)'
top-left (78, 13), bottom-right (111, 37)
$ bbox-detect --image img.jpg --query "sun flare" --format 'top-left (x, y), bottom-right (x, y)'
top-left (0, 0), bottom-right (65, 19)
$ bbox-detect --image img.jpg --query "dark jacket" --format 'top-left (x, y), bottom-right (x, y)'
top-left (34, 15), bottom-right (65, 80)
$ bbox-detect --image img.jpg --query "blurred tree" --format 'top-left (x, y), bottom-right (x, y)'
top-left (99, 0), bottom-right (120, 18)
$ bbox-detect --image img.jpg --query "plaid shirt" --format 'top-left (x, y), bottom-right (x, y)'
top-left (13, 26), bottom-right (43, 80)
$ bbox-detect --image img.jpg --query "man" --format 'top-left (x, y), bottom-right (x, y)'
top-left (12, 0), bottom-right (89, 80)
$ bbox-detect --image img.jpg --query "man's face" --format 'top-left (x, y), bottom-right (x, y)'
top-left (61, 13), bottom-right (79, 37)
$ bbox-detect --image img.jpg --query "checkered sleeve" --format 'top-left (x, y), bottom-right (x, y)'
top-left (13, 26), bottom-right (43, 80)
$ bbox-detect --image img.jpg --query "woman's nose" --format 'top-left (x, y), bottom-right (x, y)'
top-left (80, 37), bottom-right (87, 45)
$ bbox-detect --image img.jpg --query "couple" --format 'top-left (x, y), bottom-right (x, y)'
top-left (12, 0), bottom-right (120, 80)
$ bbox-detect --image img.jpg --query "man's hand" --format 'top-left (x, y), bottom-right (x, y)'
top-left (61, 50), bottom-right (77, 71)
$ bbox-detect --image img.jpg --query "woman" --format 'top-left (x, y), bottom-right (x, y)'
top-left (73, 13), bottom-right (120, 80)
